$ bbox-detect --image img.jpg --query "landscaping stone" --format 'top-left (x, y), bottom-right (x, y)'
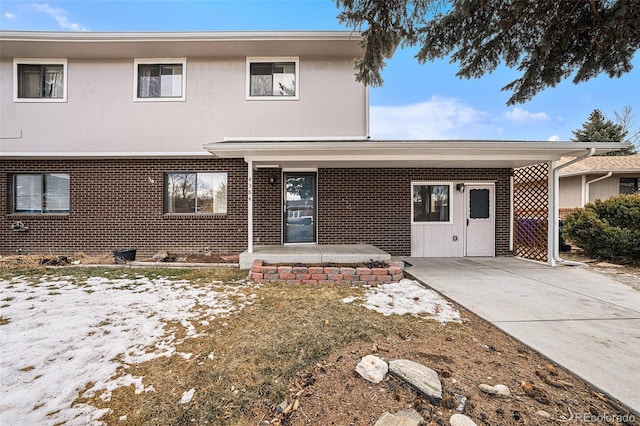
top-left (454, 394), bottom-right (468, 413)
top-left (374, 409), bottom-right (424, 426)
top-left (449, 413), bottom-right (477, 426)
top-left (536, 410), bottom-right (552, 418)
top-left (388, 359), bottom-right (442, 403)
top-left (493, 384), bottom-right (511, 396)
top-left (479, 383), bottom-right (510, 396)
top-left (356, 355), bottom-right (388, 384)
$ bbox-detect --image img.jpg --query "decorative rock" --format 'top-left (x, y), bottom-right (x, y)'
top-left (449, 414), bottom-right (478, 426)
top-left (179, 388), bottom-right (195, 404)
top-left (356, 355), bottom-right (389, 384)
top-left (374, 409), bottom-right (424, 426)
top-left (388, 359), bottom-right (442, 403)
top-left (454, 394), bottom-right (468, 413)
top-left (479, 383), bottom-right (510, 396)
top-left (536, 410), bottom-right (552, 418)
top-left (478, 384), bottom-right (498, 394)
top-left (493, 384), bottom-right (511, 396)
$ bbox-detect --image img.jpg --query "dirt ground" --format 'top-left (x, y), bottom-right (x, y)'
top-left (284, 315), bottom-right (636, 426)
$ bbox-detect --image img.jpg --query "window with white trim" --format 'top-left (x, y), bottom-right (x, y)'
top-left (412, 183), bottom-right (451, 223)
top-left (246, 57), bottom-right (298, 99)
top-left (134, 58), bottom-right (186, 101)
top-left (14, 59), bottom-right (67, 102)
top-left (12, 173), bottom-right (70, 214)
top-left (165, 172), bottom-right (227, 214)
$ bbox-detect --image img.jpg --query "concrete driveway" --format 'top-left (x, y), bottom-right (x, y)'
top-left (403, 257), bottom-right (640, 414)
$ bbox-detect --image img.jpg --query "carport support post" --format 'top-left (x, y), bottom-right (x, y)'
top-left (247, 160), bottom-right (253, 254)
top-left (548, 161), bottom-right (557, 267)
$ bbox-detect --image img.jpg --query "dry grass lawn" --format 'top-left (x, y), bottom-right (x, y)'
top-left (0, 260), bottom-right (636, 425)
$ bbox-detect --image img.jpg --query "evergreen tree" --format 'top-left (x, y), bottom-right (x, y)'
top-left (335, 0), bottom-right (640, 105)
top-left (571, 109), bottom-right (634, 156)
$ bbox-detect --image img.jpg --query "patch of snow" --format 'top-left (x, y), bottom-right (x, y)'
top-left (356, 279), bottom-right (461, 322)
top-left (0, 275), bottom-right (251, 425)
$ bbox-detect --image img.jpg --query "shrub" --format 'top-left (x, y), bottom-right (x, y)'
top-left (563, 193), bottom-right (640, 263)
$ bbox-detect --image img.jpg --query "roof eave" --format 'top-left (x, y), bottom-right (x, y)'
top-left (204, 140), bottom-right (630, 166)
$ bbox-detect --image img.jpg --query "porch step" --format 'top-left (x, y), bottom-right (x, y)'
top-left (239, 244), bottom-right (391, 269)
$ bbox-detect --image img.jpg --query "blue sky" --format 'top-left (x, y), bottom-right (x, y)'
top-left (2, 0), bottom-right (639, 141)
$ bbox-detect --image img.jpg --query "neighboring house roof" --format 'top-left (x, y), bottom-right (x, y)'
top-left (0, 30), bottom-right (363, 59)
top-left (558, 154), bottom-right (640, 177)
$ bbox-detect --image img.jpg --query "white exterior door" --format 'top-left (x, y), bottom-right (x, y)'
top-left (465, 184), bottom-right (495, 256)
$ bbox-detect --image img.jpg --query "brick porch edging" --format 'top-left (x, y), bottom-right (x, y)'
top-left (248, 259), bottom-right (405, 284)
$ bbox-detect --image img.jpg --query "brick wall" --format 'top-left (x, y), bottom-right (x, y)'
top-left (253, 169), bottom-right (282, 246)
top-left (1, 158), bottom-right (248, 256)
top-left (2, 161), bottom-right (513, 258)
top-left (317, 168), bottom-right (513, 256)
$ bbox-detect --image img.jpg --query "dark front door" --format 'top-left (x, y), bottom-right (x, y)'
top-left (284, 172), bottom-right (316, 243)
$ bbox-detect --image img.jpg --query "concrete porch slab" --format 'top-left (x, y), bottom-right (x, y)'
top-left (239, 244), bottom-right (391, 269)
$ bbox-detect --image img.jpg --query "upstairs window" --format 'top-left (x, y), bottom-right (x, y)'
top-left (12, 173), bottom-right (70, 214)
top-left (134, 59), bottom-right (186, 101)
top-left (247, 57), bottom-right (298, 100)
top-left (14, 59), bottom-right (67, 102)
top-left (165, 172), bottom-right (227, 214)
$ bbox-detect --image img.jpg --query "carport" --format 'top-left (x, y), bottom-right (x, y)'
top-left (205, 139), bottom-right (629, 265)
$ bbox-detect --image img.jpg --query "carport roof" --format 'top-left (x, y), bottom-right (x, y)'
top-left (204, 139), bottom-right (631, 169)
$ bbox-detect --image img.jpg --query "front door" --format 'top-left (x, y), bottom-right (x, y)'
top-left (284, 172), bottom-right (316, 243)
top-left (465, 184), bottom-right (495, 256)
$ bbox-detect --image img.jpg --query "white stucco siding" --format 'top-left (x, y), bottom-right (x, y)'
top-left (0, 57), bottom-right (367, 155)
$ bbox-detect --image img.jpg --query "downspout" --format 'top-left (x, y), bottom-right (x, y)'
top-left (585, 172), bottom-right (613, 206)
top-left (247, 160), bottom-right (253, 254)
top-left (551, 148), bottom-right (596, 266)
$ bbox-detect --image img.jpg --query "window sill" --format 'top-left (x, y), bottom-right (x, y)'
top-left (14, 98), bottom-right (67, 103)
top-left (133, 97), bottom-right (186, 102)
top-left (8, 213), bottom-right (69, 219)
top-left (246, 96), bottom-right (299, 101)
top-left (163, 213), bottom-right (227, 219)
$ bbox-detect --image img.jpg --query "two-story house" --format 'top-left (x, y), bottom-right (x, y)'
top-left (0, 31), bottom-right (627, 266)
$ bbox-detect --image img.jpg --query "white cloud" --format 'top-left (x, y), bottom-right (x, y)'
top-left (370, 96), bottom-right (490, 140)
top-left (4, 12), bottom-right (16, 20)
top-left (548, 134), bottom-right (561, 141)
top-left (32, 3), bottom-right (88, 31)
top-left (504, 107), bottom-right (550, 123)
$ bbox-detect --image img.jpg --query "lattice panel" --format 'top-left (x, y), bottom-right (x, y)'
top-left (513, 163), bottom-right (549, 262)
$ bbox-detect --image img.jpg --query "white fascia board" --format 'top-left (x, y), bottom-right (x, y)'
top-left (222, 136), bottom-right (369, 142)
top-left (1, 151), bottom-right (211, 159)
top-left (0, 30), bottom-right (362, 42)
top-left (205, 140), bottom-right (630, 161)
